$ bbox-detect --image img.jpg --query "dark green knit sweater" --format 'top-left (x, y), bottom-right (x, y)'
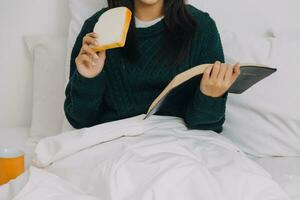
top-left (64, 5), bottom-right (227, 133)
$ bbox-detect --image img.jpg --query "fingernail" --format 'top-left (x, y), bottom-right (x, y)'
top-left (93, 54), bottom-right (99, 59)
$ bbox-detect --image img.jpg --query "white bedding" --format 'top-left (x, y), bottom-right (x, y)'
top-left (251, 157), bottom-right (300, 200)
top-left (0, 115), bottom-right (290, 200)
top-left (3, 159), bottom-right (299, 200)
top-left (4, 157), bottom-right (297, 200)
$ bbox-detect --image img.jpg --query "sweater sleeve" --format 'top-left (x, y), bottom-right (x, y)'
top-left (64, 15), bottom-right (107, 129)
top-left (185, 14), bottom-right (227, 133)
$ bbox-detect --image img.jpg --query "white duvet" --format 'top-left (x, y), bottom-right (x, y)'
top-left (4, 115), bottom-right (290, 200)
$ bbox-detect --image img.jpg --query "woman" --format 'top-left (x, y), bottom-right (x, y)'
top-left (64, 0), bottom-right (240, 133)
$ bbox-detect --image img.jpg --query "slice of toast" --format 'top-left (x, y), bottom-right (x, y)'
top-left (92, 7), bottom-right (132, 52)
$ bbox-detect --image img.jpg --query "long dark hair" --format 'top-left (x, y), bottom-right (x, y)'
top-left (107, 0), bottom-right (196, 67)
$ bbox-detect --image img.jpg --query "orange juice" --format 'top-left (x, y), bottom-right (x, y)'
top-left (0, 148), bottom-right (25, 185)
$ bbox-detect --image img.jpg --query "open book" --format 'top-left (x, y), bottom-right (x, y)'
top-left (144, 63), bottom-right (277, 119)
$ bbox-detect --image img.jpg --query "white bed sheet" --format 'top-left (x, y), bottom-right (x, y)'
top-left (252, 157), bottom-right (300, 181)
top-left (0, 127), bottom-right (299, 200)
top-left (250, 156), bottom-right (300, 200)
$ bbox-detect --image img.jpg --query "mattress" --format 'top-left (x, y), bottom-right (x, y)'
top-left (0, 128), bottom-right (299, 199)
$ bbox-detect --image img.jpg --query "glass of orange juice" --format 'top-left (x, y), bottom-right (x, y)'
top-left (0, 148), bottom-right (25, 185)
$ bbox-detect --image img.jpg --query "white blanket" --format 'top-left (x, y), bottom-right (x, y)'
top-left (8, 115), bottom-right (290, 200)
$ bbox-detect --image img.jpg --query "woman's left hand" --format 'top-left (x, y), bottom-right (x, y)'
top-left (200, 61), bottom-right (240, 98)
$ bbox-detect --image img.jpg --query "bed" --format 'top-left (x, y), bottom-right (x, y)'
top-left (251, 157), bottom-right (300, 199)
top-left (1, 0), bottom-right (300, 199)
top-left (0, 123), bottom-right (299, 200)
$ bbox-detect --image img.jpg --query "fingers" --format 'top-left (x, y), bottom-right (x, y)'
top-left (230, 63), bottom-right (241, 84)
top-left (233, 63), bottom-right (241, 75)
top-left (81, 55), bottom-right (93, 65)
top-left (87, 32), bottom-right (97, 38)
top-left (223, 63), bottom-right (241, 85)
top-left (224, 65), bottom-right (233, 84)
top-left (80, 32), bottom-right (100, 60)
top-left (200, 61), bottom-right (241, 97)
top-left (80, 44), bottom-right (98, 59)
top-left (209, 61), bottom-right (228, 81)
top-left (82, 32), bottom-right (98, 46)
top-left (203, 65), bottom-right (213, 83)
top-left (210, 61), bottom-right (221, 80)
top-left (76, 54), bottom-right (92, 67)
top-left (218, 63), bottom-right (228, 80)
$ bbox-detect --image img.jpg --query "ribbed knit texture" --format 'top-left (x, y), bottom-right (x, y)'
top-left (64, 5), bottom-right (227, 133)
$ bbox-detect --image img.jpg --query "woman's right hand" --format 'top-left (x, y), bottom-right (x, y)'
top-left (75, 32), bottom-right (106, 78)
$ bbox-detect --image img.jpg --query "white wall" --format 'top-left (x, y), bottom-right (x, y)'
top-left (0, 0), bottom-right (70, 128)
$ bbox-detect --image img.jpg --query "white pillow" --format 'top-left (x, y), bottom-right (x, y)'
top-left (261, 0), bottom-right (300, 39)
top-left (272, 25), bottom-right (300, 41)
top-left (62, 0), bottom-right (107, 132)
top-left (221, 31), bottom-right (272, 64)
top-left (188, 0), bottom-right (271, 37)
top-left (24, 35), bottom-right (67, 140)
top-left (222, 34), bottom-right (300, 157)
top-left (189, 0), bottom-right (300, 38)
